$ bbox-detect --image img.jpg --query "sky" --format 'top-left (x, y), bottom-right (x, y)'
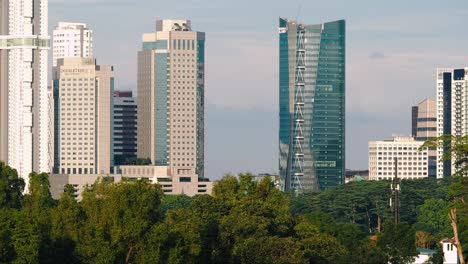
top-left (49, 0), bottom-right (468, 180)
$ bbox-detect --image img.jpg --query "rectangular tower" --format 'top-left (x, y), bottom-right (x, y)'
top-left (279, 18), bottom-right (345, 192)
top-left (137, 19), bottom-right (205, 177)
top-left (436, 68), bottom-right (468, 178)
top-left (113, 91), bottom-right (137, 165)
top-left (412, 98), bottom-right (437, 177)
top-left (53, 57), bottom-right (114, 175)
top-left (52, 22), bottom-right (93, 67)
top-left (0, 0), bottom-right (50, 181)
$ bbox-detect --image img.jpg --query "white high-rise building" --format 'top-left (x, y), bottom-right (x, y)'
top-left (0, 0), bottom-right (50, 181)
top-left (52, 22), bottom-right (93, 67)
top-left (436, 68), bottom-right (468, 178)
top-left (369, 136), bottom-right (429, 180)
top-left (137, 19), bottom-right (205, 177)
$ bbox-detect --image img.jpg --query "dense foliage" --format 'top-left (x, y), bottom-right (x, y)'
top-left (0, 160), bottom-right (466, 263)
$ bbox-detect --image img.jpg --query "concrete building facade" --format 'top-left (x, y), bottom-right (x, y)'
top-left (279, 18), bottom-right (346, 192)
top-left (52, 22), bottom-right (93, 67)
top-left (113, 91), bottom-right (137, 165)
top-left (137, 19), bottom-right (205, 177)
top-left (436, 68), bottom-right (468, 178)
top-left (49, 165), bottom-right (213, 199)
top-left (53, 57), bottom-right (114, 175)
top-left (0, 0), bottom-right (50, 182)
top-left (369, 136), bottom-right (429, 180)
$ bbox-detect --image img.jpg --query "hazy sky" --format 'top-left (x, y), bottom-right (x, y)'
top-left (49, 0), bottom-right (468, 179)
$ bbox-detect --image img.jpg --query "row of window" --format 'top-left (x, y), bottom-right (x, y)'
top-left (373, 157), bottom-right (427, 161)
top-left (61, 168), bottom-right (94, 174)
top-left (376, 161), bottom-right (427, 165)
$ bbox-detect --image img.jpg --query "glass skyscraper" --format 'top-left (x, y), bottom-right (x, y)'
top-left (279, 18), bottom-right (345, 193)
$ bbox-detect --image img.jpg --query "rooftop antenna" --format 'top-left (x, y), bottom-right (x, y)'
top-left (390, 157), bottom-right (401, 224)
top-left (295, 3), bottom-right (302, 22)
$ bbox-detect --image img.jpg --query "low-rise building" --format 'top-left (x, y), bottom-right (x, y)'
top-left (440, 239), bottom-right (459, 264)
top-left (49, 165), bottom-right (213, 200)
top-left (369, 136), bottom-right (428, 180)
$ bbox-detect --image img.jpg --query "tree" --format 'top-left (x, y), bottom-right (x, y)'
top-left (49, 188), bottom-right (84, 263)
top-left (0, 162), bottom-right (24, 262)
top-left (422, 135), bottom-right (468, 263)
top-left (415, 198), bottom-right (450, 239)
top-left (12, 172), bottom-right (54, 263)
top-left (77, 179), bottom-right (163, 263)
top-left (294, 220), bottom-right (347, 263)
top-left (159, 194), bottom-right (192, 217)
top-left (377, 221), bottom-right (418, 264)
top-left (0, 161), bottom-right (24, 209)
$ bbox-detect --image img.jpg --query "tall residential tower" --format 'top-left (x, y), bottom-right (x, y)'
top-left (0, 0), bottom-right (50, 180)
top-left (436, 68), bottom-right (468, 178)
top-left (279, 18), bottom-right (345, 192)
top-left (137, 19), bottom-right (205, 177)
top-left (52, 22), bottom-right (93, 67)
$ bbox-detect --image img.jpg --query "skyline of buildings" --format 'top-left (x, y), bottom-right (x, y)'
top-left (279, 18), bottom-right (346, 193)
top-left (137, 19), bottom-right (206, 178)
top-left (0, 0), bottom-right (464, 193)
top-left (0, 0), bottom-right (50, 183)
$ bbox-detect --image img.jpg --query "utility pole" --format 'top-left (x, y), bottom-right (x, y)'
top-left (390, 157), bottom-right (401, 224)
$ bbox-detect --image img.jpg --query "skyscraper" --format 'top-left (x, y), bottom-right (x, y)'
top-left (279, 18), bottom-right (345, 193)
top-left (0, 0), bottom-right (50, 180)
top-left (137, 19), bottom-right (205, 177)
top-left (412, 98), bottom-right (437, 177)
top-left (436, 68), bottom-right (468, 178)
top-left (53, 57), bottom-right (114, 175)
top-left (113, 91), bottom-right (137, 165)
top-left (52, 22), bottom-right (93, 67)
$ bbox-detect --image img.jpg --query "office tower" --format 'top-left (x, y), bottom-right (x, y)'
top-left (52, 22), bottom-right (93, 67)
top-left (412, 98), bottom-right (437, 177)
top-left (53, 58), bottom-right (114, 175)
top-left (278, 18), bottom-right (345, 193)
top-left (137, 19), bottom-right (205, 177)
top-left (412, 99), bottom-right (437, 141)
top-left (113, 91), bottom-right (137, 165)
top-left (436, 68), bottom-right (468, 178)
top-left (0, 0), bottom-right (50, 181)
top-left (368, 136), bottom-right (429, 180)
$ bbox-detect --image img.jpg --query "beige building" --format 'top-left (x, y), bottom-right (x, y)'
top-left (137, 19), bottom-right (205, 177)
top-left (412, 99), bottom-right (437, 141)
top-left (53, 57), bottom-right (114, 175)
top-left (369, 136), bottom-right (429, 180)
top-left (49, 165), bottom-right (213, 199)
top-left (411, 98), bottom-right (437, 177)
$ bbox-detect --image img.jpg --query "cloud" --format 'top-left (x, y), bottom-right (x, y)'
top-left (369, 52), bottom-right (386, 60)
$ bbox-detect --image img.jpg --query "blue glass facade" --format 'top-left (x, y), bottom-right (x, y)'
top-left (154, 53), bottom-right (169, 165)
top-left (279, 18), bottom-right (345, 192)
top-left (196, 38), bottom-right (205, 177)
top-left (143, 40), bottom-right (168, 50)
